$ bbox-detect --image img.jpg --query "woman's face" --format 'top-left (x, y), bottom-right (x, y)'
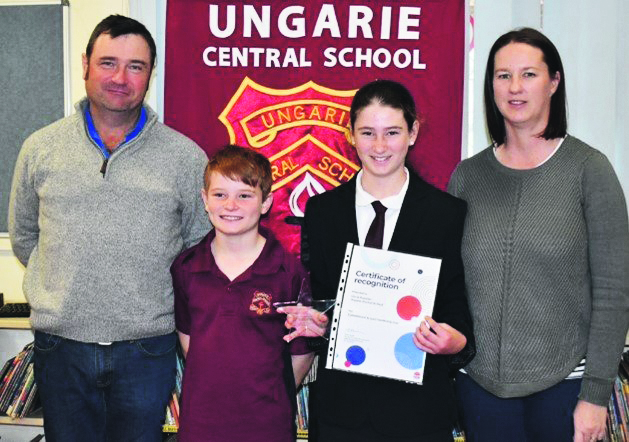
top-left (493, 42), bottom-right (560, 132)
top-left (351, 102), bottom-right (418, 183)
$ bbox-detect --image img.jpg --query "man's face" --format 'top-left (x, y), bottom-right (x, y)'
top-left (82, 33), bottom-right (151, 116)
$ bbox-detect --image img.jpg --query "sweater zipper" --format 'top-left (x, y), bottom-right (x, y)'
top-left (100, 157), bottom-right (108, 176)
top-left (91, 121), bottom-right (144, 178)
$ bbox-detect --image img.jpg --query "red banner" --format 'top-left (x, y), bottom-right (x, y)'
top-left (165, 1), bottom-right (465, 255)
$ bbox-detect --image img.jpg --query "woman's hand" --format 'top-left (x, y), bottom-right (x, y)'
top-left (277, 305), bottom-right (329, 342)
top-left (412, 316), bottom-right (467, 355)
top-left (573, 400), bottom-right (607, 442)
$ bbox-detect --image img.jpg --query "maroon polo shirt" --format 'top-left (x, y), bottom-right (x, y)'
top-left (172, 227), bottom-right (310, 442)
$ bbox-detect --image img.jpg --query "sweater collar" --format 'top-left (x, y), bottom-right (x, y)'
top-left (75, 98), bottom-right (157, 157)
top-left (83, 104), bottom-right (147, 159)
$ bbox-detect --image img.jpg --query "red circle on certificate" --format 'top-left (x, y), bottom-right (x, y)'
top-left (397, 296), bottom-right (421, 320)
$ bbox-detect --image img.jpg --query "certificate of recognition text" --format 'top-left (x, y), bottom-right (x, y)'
top-left (326, 243), bottom-right (442, 384)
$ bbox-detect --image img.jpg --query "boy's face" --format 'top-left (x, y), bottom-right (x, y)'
top-left (201, 172), bottom-right (273, 238)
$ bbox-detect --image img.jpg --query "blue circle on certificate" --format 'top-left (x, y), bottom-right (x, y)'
top-left (394, 333), bottom-right (424, 370)
top-left (346, 346), bottom-right (366, 366)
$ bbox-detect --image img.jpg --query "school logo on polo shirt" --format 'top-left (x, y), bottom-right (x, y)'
top-left (249, 291), bottom-right (272, 315)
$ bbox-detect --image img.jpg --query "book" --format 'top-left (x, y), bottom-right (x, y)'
top-left (0, 343), bottom-right (38, 420)
top-left (0, 356), bottom-right (16, 399)
top-left (20, 382), bottom-right (39, 419)
top-left (607, 349), bottom-right (629, 441)
top-left (610, 385), bottom-right (625, 441)
top-left (296, 385), bottom-right (308, 430)
top-left (165, 402), bottom-right (175, 426)
top-left (0, 358), bottom-right (14, 387)
top-left (7, 362), bottom-right (34, 418)
top-left (0, 345), bottom-right (32, 411)
top-left (163, 345), bottom-right (185, 432)
top-left (326, 243), bottom-right (441, 384)
top-left (169, 392), bottom-right (180, 428)
top-left (615, 375), bottom-right (629, 441)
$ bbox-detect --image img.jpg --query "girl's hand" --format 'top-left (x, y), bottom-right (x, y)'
top-left (412, 316), bottom-right (467, 355)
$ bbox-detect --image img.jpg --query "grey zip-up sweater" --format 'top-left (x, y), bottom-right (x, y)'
top-left (448, 135), bottom-right (629, 406)
top-left (8, 99), bottom-right (211, 342)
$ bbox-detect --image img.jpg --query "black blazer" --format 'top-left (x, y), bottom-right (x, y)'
top-left (303, 170), bottom-right (475, 438)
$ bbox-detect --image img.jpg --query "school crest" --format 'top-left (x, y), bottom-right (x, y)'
top-left (219, 77), bottom-right (361, 255)
top-left (249, 291), bottom-right (272, 315)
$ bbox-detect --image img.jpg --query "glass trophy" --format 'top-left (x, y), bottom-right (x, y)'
top-left (274, 276), bottom-right (335, 338)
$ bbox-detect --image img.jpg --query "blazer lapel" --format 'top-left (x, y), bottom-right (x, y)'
top-left (389, 171), bottom-right (430, 252)
top-left (334, 176), bottom-right (360, 246)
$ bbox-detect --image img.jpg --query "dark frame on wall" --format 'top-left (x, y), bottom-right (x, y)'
top-left (0, 1), bottom-right (69, 233)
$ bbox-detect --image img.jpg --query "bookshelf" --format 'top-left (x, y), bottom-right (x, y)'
top-left (0, 317), bottom-right (31, 330)
top-left (0, 318), bottom-right (44, 440)
top-left (0, 408), bottom-right (42, 426)
top-left (1, 317), bottom-right (624, 441)
top-left (606, 347), bottom-right (629, 441)
top-left (162, 349), bottom-right (310, 441)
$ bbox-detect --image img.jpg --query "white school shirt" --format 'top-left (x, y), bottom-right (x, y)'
top-left (355, 168), bottom-right (410, 251)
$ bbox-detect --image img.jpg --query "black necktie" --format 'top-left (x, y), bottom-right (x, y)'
top-left (364, 201), bottom-right (387, 249)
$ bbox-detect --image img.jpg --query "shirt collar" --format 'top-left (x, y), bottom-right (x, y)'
top-left (251, 226), bottom-right (287, 276)
top-left (187, 225), bottom-right (287, 277)
top-left (84, 104), bottom-right (147, 159)
top-left (355, 168), bottom-right (410, 210)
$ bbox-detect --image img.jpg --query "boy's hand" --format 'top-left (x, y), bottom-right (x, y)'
top-left (412, 316), bottom-right (466, 355)
top-left (277, 305), bottom-right (329, 342)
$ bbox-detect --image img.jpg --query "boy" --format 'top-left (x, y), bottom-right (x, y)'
top-left (171, 145), bottom-right (314, 441)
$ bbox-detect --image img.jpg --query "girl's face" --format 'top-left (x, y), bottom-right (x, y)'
top-left (351, 102), bottom-right (418, 184)
top-left (493, 42), bottom-right (560, 133)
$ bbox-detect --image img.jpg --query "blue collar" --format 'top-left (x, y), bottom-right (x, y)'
top-left (84, 105), bottom-right (148, 159)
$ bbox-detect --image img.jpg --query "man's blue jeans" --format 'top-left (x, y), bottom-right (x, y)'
top-left (33, 331), bottom-right (177, 442)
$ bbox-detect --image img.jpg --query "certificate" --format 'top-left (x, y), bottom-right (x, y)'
top-left (325, 243), bottom-right (442, 384)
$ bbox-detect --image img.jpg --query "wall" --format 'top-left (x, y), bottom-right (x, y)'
top-left (0, 237), bottom-right (25, 303)
top-left (0, 0), bottom-right (127, 302)
top-left (68, 0), bottom-right (128, 107)
top-left (2, 0), bottom-right (628, 306)
top-left (470, 0), bottom-right (628, 200)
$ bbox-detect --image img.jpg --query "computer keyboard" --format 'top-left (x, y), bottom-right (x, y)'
top-left (0, 303), bottom-right (31, 318)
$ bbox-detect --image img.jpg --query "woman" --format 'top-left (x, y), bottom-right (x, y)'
top-left (282, 79), bottom-right (475, 442)
top-left (448, 28), bottom-right (629, 442)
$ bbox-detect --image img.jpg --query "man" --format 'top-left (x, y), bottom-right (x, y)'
top-left (8, 15), bottom-right (210, 441)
